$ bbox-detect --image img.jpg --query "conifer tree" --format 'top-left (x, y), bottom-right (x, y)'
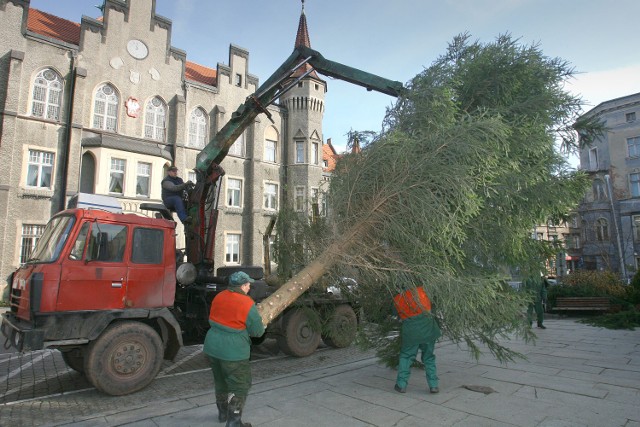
top-left (257, 33), bottom-right (599, 363)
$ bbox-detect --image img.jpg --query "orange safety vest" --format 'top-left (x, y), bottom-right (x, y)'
top-left (209, 289), bottom-right (255, 330)
top-left (393, 287), bottom-right (432, 320)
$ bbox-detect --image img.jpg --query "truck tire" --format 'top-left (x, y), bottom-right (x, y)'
top-left (61, 348), bottom-right (85, 373)
top-left (277, 308), bottom-right (321, 357)
top-left (322, 304), bottom-right (358, 348)
top-left (216, 266), bottom-right (264, 280)
top-left (84, 321), bottom-right (163, 396)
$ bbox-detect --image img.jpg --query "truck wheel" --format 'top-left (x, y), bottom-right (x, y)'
top-left (84, 322), bottom-right (163, 396)
top-left (61, 348), bottom-right (85, 373)
top-left (277, 308), bottom-right (321, 357)
top-left (216, 266), bottom-right (264, 280)
top-left (322, 304), bottom-right (358, 348)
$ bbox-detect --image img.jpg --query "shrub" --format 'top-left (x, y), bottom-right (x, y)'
top-left (548, 270), bottom-right (628, 308)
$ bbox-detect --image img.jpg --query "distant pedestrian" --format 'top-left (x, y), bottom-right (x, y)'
top-left (161, 166), bottom-right (192, 224)
top-left (393, 285), bottom-right (442, 394)
top-left (204, 271), bottom-right (265, 426)
top-left (524, 275), bottom-right (547, 329)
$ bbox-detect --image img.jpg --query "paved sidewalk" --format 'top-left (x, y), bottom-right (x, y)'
top-left (54, 318), bottom-right (640, 427)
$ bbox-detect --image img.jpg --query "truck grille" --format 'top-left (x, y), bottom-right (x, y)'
top-left (9, 288), bottom-right (22, 313)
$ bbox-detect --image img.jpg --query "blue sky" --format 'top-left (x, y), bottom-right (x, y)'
top-left (30, 0), bottom-right (640, 154)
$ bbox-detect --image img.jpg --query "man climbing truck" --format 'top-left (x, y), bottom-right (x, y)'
top-left (1, 46), bottom-right (403, 396)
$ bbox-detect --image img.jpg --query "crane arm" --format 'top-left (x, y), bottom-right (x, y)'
top-left (186, 46), bottom-right (404, 267)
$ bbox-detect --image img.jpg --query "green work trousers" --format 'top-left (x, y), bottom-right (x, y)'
top-left (396, 340), bottom-right (438, 389)
top-left (527, 300), bottom-right (544, 326)
top-left (208, 356), bottom-right (252, 398)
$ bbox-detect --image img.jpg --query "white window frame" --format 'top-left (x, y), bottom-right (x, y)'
top-left (295, 186), bottom-right (305, 212)
top-left (26, 149), bottom-right (55, 189)
top-left (296, 141), bottom-right (304, 164)
top-left (225, 233), bottom-right (241, 264)
top-left (264, 182), bottom-right (278, 211)
top-left (144, 96), bottom-right (166, 141)
top-left (311, 142), bottom-right (319, 165)
top-left (628, 137), bottom-right (640, 158)
top-left (20, 224), bottom-right (45, 264)
top-left (93, 83), bottom-right (119, 131)
top-left (226, 177), bottom-right (243, 208)
top-left (31, 68), bottom-right (63, 121)
top-left (188, 107), bottom-right (208, 148)
top-left (228, 132), bottom-right (245, 157)
top-left (109, 158), bottom-right (126, 195)
top-left (265, 139), bottom-right (277, 163)
top-left (136, 162), bottom-right (151, 197)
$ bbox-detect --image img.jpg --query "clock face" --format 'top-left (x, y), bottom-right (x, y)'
top-left (127, 39), bottom-right (148, 60)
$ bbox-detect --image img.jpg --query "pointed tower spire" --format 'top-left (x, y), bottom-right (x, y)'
top-left (292, 0), bottom-right (319, 79)
top-left (295, 0), bottom-right (311, 49)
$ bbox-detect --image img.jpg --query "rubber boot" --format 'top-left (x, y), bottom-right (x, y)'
top-left (226, 395), bottom-right (251, 427)
top-left (215, 394), bottom-right (228, 423)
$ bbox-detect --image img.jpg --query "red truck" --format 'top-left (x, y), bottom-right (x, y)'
top-left (1, 46), bottom-right (403, 396)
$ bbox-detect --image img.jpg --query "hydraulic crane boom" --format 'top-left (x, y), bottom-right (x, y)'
top-left (184, 46), bottom-right (404, 268)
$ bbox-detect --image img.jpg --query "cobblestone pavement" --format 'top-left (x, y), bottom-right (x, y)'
top-left (0, 338), bottom-right (376, 427)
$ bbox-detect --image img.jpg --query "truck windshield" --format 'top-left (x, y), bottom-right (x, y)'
top-left (27, 215), bottom-right (76, 263)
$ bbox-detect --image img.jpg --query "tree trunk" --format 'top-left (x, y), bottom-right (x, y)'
top-left (256, 220), bottom-right (369, 325)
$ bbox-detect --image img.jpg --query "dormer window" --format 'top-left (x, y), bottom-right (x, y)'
top-left (235, 73), bottom-right (242, 87)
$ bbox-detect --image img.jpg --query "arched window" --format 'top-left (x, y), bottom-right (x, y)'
top-left (264, 126), bottom-right (279, 163)
top-left (31, 68), bottom-right (63, 120)
top-left (93, 84), bottom-right (119, 131)
top-left (188, 107), bottom-right (207, 148)
top-left (145, 96), bottom-right (166, 141)
top-left (595, 218), bottom-right (609, 241)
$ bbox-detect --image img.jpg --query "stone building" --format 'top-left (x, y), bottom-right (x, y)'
top-left (575, 92), bottom-right (640, 280)
top-left (0, 0), bottom-right (332, 295)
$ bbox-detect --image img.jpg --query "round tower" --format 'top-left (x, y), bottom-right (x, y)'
top-left (280, 0), bottom-right (327, 215)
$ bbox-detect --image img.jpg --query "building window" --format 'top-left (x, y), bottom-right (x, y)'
top-left (631, 173), bottom-right (640, 198)
top-left (136, 162), bottom-right (151, 197)
top-left (188, 108), bottom-right (207, 149)
top-left (297, 82), bottom-right (303, 88)
top-left (109, 158), bottom-right (126, 195)
top-left (295, 186), bottom-right (305, 212)
top-left (225, 233), bottom-right (240, 264)
top-left (227, 177), bottom-right (242, 208)
top-left (311, 142), bottom-right (319, 164)
top-left (296, 141), bottom-right (304, 163)
top-left (93, 83), bottom-right (119, 131)
top-left (26, 149), bottom-right (54, 188)
top-left (228, 132), bottom-right (245, 157)
top-left (626, 112), bottom-right (636, 122)
top-left (264, 182), bottom-right (278, 210)
top-left (31, 68), bottom-right (63, 121)
top-left (144, 96), bottom-right (166, 141)
top-left (634, 216), bottom-right (640, 242)
top-left (265, 139), bottom-right (277, 163)
top-left (595, 218), bottom-right (609, 242)
top-left (628, 137), bottom-right (640, 158)
top-left (593, 179), bottom-right (607, 200)
top-left (235, 73), bottom-right (242, 87)
top-left (588, 148), bottom-right (598, 170)
top-left (20, 224), bottom-right (45, 264)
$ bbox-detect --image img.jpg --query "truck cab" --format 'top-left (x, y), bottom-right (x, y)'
top-left (3, 205), bottom-right (178, 352)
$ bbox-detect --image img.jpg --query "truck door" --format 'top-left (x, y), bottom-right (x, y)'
top-left (125, 226), bottom-right (172, 308)
top-left (58, 221), bottom-right (129, 311)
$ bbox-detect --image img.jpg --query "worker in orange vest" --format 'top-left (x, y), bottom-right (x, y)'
top-left (204, 271), bottom-right (265, 427)
top-left (393, 286), bottom-right (442, 394)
